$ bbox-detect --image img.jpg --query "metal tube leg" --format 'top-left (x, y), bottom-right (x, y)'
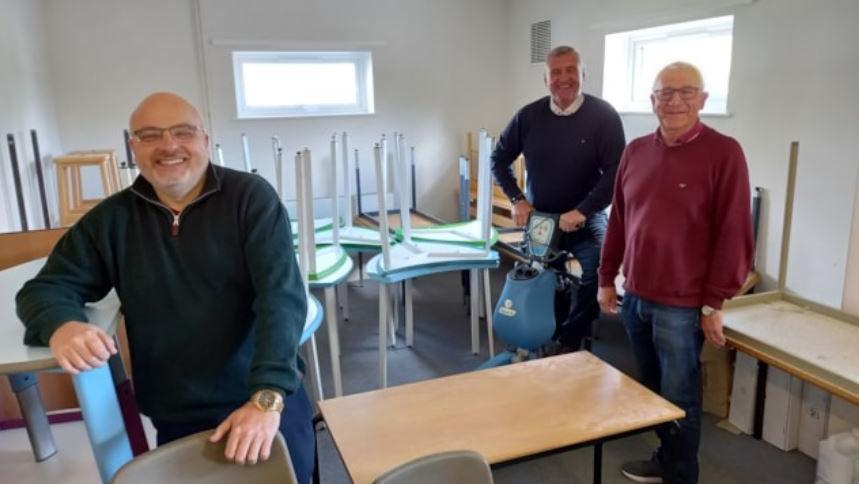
top-left (339, 280), bottom-right (351, 321)
top-left (593, 441), bottom-right (603, 484)
top-left (304, 335), bottom-right (324, 402)
top-left (379, 282), bottom-right (389, 388)
top-left (71, 365), bottom-right (133, 483)
top-left (390, 283), bottom-right (399, 345)
top-left (388, 285), bottom-right (397, 347)
top-left (8, 373), bottom-right (57, 462)
top-left (482, 269), bottom-right (494, 357)
top-left (324, 287), bottom-right (343, 397)
top-left (405, 279), bottom-right (414, 347)
top-left (469, 269), bottom-right (480, 354)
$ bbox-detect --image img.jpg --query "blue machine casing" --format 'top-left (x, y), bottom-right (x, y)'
top-left (492, 268), bottom-right (556, 351)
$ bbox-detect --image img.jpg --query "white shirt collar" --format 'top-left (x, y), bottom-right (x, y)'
top-left (549, 94), bottom-right (585, 116)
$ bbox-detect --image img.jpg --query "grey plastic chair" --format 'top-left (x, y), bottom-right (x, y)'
top-left (111, 429), bottom-right (297, 484)
top-left (373, 449), bottom-right (494, 484)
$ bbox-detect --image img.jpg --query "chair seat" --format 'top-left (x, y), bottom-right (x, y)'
top-left (373, 449), bottom-right (493, 484)
top-left (366, 242), bottom-right (499, 284)
top-left (112, 430), bottom-right (296, 484)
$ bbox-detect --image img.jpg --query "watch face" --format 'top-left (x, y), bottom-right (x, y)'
top-left (258, 391), bottom-right (277, 409)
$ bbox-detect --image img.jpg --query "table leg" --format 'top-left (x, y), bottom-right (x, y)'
top-left (8, 372), bottom-right (57, 462)
top-left (338, 281), bottom-right (351, 321)
top-left (482, 268), bottom-right (494, 357)
top-left (405, 279), bottom-right (414, 347)
top-left (753, 360), bottom-right (769, 439)
top-left (304, 336), bottom-right (325, 402)
top-left (324, 286), bottom-right (343, 397)
top-left (379, 282), bottom-right (388, 388)
top-left (71, 364), bottom-right (133, 483)
top-left (469, 269), bottom-right (479, 354)
top-left (593, 441), bottom-right (603, 484)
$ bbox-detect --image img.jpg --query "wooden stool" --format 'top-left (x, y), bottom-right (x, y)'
top-left (54, 152), bottom-right (121, 226)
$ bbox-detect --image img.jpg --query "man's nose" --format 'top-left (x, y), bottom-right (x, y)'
top-left (156, 130), bottom-right (180, 149)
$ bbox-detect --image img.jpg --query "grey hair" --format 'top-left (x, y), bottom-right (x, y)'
top-left (653, 62), bottom-right (705, 90)
top-left (545, 45), bottom-right (583, 68)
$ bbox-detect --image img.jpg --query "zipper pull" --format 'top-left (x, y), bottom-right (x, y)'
top-left (171, 212), bottom-right (180, 236)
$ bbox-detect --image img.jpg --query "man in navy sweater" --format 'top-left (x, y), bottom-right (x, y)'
top-left (491, 45), bottom-right (626, 351)
top-left (598, 63), bottom-right (753, 483)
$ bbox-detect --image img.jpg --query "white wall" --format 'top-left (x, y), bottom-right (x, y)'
top-left (196, 0), bottom-right (511, 219)
top-left (0, 0), bottom-right (63, 232)
top-left (42, 0), bottom-right (205, 196)
top-left (504, 0), bottom-right (859, 308)
top-left (844, 174), bottom-right (859, 316)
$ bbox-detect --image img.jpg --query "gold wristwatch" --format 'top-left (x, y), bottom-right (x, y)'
top-left (250, 389), bottom-right (285, 413)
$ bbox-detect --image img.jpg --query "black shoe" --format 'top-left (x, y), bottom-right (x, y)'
top-left (621, 453), bottom-right (663, 483)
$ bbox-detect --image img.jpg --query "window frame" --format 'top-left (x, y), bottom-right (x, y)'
top-left (602, 15), bottom-right (734, 115)
top-left (232, 50), bottom-right (375, 119)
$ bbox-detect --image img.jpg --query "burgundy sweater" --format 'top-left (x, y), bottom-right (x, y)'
top-left (598, 124), bottom-right (754, 310)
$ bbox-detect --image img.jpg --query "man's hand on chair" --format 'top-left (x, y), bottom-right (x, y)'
top-left (49, 321), bottom-right (117, 374)
top-left (210, 402), bottom-right (281, 465)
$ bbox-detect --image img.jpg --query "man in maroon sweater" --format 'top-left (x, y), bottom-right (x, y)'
top-left (598, 62), bottom-right (753, 483)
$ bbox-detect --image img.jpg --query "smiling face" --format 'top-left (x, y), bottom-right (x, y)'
top-left (544, 52), bottom-right (583, 109)
top-left (651, 65), bottom-right (708, 140)
top-left (129, 93), bottom-right (209, 203)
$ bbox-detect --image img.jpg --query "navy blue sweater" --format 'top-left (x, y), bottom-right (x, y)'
top-left (17, 164), bottom-right (307, 422)
top-left (491, 94), bottom-right (626, 215)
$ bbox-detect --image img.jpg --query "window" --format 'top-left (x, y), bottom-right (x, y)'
top-left (233, 51), bottom-right (375, 119)
top-left (602, 15), bottom-right (734, 114)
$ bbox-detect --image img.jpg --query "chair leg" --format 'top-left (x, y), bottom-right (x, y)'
top-left (71, 364), bottom-right (133, 482)
top-left (405, 279), bottom-right (414, 347)
top-left (482, 269), bottom-right (494, 357)
top-left (469, 269), bottom-right (480, 355)
top-left (324, 286), bottom-right (343, 397)
top-left (378, 282), bottom-right (389, 388)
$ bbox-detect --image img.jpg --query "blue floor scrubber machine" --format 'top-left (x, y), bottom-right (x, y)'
top-left (479, 211), bottom-right (579, 369)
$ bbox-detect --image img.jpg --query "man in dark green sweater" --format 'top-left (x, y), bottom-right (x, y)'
top-left (16, 93), bottom-right (314, 482)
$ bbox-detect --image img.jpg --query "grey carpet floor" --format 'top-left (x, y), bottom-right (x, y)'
top-left (308, 264), bottom-right (815, 483)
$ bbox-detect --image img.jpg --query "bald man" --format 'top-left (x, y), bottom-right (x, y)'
top-left (17, 93), bottom-right (315, 481)
top-left (598, 64), bottom-right (753, 483)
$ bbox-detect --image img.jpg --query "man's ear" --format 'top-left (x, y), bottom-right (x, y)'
top-left (698, 91), bottom-right (710, 110)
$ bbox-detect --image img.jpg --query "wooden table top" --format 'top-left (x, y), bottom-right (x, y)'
top-left (724, 293), bottom-right (859, 404)
top-left (319, 352), bottom-right (684, 483)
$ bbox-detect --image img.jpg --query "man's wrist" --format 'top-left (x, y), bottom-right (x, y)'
top-left (510, 193), bottom-right (526, 205)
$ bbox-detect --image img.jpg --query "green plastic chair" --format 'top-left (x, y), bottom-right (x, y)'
top-left (373, 450), bottom-right (494, 484)
top-left (111, 430), bottom-right (297, 484)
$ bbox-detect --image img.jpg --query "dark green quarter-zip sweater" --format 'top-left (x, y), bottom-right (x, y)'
top-left (16, 163), bottom-right (307, 422)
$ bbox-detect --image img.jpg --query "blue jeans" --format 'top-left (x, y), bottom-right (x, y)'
top-left (554, 210), bottom-right (607, 348)
top-left (152, 386), bottom-right (316, 484)
top-left (621, 292), bottom-right (703, 484)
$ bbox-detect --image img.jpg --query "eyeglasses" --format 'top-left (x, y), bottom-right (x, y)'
top-left (652, 87), bottom-right (700, 101)
top-left (132, 124), bottom-right (202, 144)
